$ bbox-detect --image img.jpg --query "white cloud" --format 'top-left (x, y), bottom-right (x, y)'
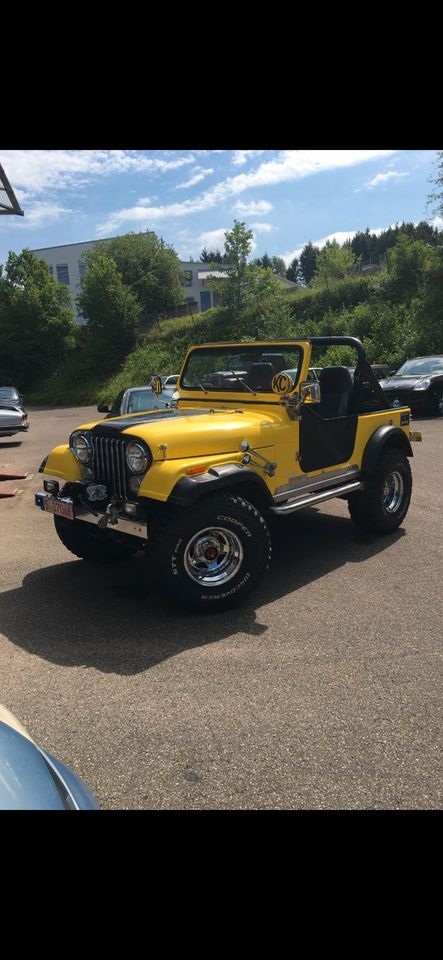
top-left (232, 150), bottom-right (265, 166)
top-left (231, 200), bottom-right (273, 216)
top-left (197, 228), bottom-right (228, 251)
top-left (430, 216), bottom-right (443, 229)
top-left (251, 222), bottom-right (273, 233)
top-left (0, 150), bottom-right (195, 195)
top-left (0, 200), bottom-right (76, 231)
top-left (364, 171), bottom-right (409, 189)
top-left (97, 150), bottom-right (398, 234)
top-left (175, 167), bottom-right (215, 190)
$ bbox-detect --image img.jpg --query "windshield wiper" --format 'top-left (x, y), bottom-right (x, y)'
top-left (193, 377), bottom-right (208, 394)
top-left (230, 371), bottom-right (256, 395)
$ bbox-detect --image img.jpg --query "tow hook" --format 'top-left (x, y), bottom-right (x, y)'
top-left (97, 502), bottom-right (120, 529)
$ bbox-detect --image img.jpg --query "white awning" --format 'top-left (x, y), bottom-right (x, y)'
top-left (197, 270), bottom-right (229, 280)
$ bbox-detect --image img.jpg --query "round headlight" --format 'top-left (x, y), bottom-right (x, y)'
top-left (128, 476), bottom-right (141, 495)
top-left (126, 442), bottom-right (148, 474)
top-left (71, 433), bottom-right (91, 463)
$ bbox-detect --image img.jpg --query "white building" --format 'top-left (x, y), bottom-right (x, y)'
top-left (31, 239), bottom-right (225, 324)
top-left (31, 238), bottom-right (297, 324)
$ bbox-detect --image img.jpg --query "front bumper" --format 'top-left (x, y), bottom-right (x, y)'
top-left (0, 423), bottom-right (29, 436)
top-left (35, 491), bottom-right (148, 540)
top-left (383, 390), bottom-right (428, 410)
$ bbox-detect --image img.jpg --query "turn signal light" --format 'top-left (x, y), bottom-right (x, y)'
top-left (186, 465), bottom-right (207, 476)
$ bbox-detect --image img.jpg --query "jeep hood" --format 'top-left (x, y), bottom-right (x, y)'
top-left (76, 406), bottom-right (276, 459)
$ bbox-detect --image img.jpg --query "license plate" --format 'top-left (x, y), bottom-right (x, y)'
top-left (44, 497), bottom-right (74, 520)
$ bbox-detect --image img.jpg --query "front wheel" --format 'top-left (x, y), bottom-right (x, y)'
top-left (54, 515), bottom-right (139, 563)
top-left (147, 494), bottom-right (272, 611)
top-left (427, 387), bottom-right (443, 417)
top-left (348, 448), bottom-right (412, 534)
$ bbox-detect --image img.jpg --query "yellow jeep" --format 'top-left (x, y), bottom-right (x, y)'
top-left (35, 337), bottom-right (421, 611)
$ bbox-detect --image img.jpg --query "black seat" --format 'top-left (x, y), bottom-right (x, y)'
top-left (248, 362), bottom-right (275, 391)
top-left (315, 366), bottom-right (353, 418)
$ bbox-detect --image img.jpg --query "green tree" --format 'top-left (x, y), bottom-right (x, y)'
top-left (200, 247), bottom-right (224, 263)
top-left (0, 249), bottom-right (76, 390)
top-left (286, 256), bottom-right (301, 283)
top-left (414, 245), bottom-right (443, 353)
top-left (311, 240), bottom-right (357, 287)
top-left (208, 220), bottom-right (254, 310)
top-left (299, 242), bottom-right (319, 285)
top-left (427, 151), bottom-right (443, 219)
top-left (77, 254), bottom-right (142, 373)
top-left (82, 232), bottom-right (183, 327)
top-left (270, 256), bottom-right (286, 276)
top-left (384, 235), bottom-right (433, 304)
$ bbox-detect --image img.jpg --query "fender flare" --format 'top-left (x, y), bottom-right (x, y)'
top-left (362, 426), bottom-right (413, 476)
top-left (168, 463), bottom-right (273, 507)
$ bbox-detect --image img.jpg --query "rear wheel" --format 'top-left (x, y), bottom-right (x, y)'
top-left (146, 494), bottom-right (272, 611)
top-left (54, 515), bottom-right (139, 563)
top-left (348, 448), bottom-right (412, 534)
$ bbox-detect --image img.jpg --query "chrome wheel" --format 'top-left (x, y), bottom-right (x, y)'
top-left (383, 470), bottom-right (404, 513)
top-left (183, 526), bottom-right (244, 586)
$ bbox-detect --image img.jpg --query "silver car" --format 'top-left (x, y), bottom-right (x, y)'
top-left (0, 404), bottom-right (29, 438)
top-left (97, 385), bottom-right (175, 418)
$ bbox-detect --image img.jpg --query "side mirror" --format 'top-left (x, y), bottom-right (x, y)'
top-left (97, 404), bottom-right (110, 413)
top-left (150, 375), bottom-right (163, 395)
top-left (299, 380), bottom-right (321, 404)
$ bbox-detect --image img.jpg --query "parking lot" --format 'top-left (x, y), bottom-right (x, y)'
top-left (0, 405), bottom-right (442, 809)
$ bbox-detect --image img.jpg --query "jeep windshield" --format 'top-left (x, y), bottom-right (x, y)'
top-left (180, 344), bottom-right (303, 394)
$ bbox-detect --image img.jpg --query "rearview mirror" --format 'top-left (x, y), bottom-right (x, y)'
top-left (150, 375), bottom-right (162, 395)
top-left (97, 404), bottom-right (110, 413)
top-left (299, 380), bottom-right (321, 403)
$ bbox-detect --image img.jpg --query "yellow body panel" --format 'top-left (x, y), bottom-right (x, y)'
top-left (44, 444), bottom-right (82, 482)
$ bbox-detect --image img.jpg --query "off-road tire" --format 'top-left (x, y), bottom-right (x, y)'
top-left (348, 448), bottom-right (412, 535)
top-left (146, 494), bottom-right (272, 611)
top-left (54, 515), bottom-right (139, 563)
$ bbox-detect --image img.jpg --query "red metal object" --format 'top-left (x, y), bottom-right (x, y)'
top-left (0, 469), bottom-right (28, 480)
top-left (0, 486), bottom-right (19, 497)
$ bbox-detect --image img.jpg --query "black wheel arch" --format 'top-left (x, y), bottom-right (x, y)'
top-left (168, 463), bottom-right (273, 511)
top-left (362, 426), bottom-right (413, 476)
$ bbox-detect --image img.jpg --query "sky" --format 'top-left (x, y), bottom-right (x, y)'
top-left (0, 149), bottom-right (441, 269)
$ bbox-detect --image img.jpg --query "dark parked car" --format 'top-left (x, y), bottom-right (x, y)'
top-left (0, 385), bottom-right (24, 407)
top-left (0, 703), bottom-right (99, 809)
top-left (346, 364), bottom-right (392, 382)
top-left (380, 356), bottom-right (443, 415)
top-left (98, 385), bottom-right (175, 419)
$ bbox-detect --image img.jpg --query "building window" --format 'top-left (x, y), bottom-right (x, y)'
top-left (79, 261), bottom-right (87, 282)
top-left (182, 270), bottom-right (192, 287)
top-left (56, 263), bottom-right (70, 285)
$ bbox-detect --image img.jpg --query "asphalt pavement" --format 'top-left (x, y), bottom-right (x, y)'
top-left (0, 406), bottom-right (441, 809)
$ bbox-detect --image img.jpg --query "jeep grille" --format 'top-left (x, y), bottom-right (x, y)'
top-left (91, 436), bottom-right (129, 500)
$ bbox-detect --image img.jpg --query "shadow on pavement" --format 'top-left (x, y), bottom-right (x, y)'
top-left (0, 507), bottom-right (405, 676)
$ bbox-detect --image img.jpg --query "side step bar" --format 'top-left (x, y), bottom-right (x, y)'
top-left (269, 480), bottom-right (363, 516)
